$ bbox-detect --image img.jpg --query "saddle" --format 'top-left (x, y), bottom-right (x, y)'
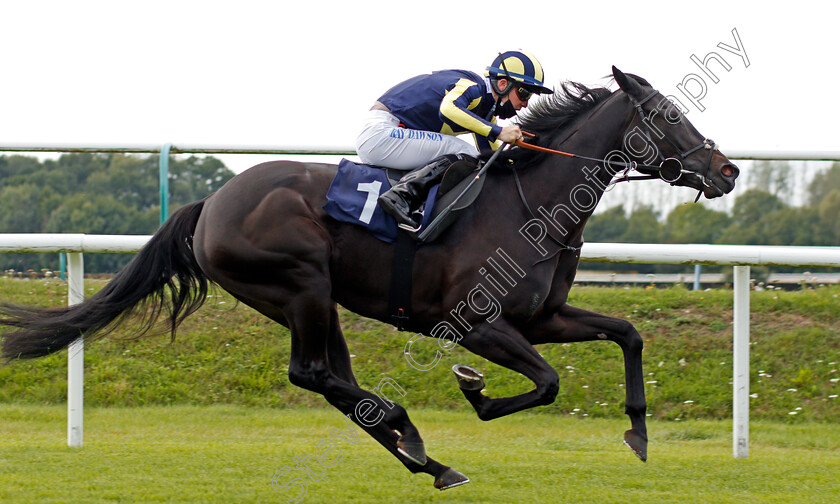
top-left (324, 158), bottom-right (487, 244)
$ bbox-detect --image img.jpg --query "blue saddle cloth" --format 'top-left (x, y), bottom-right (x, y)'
top-left (323, 159), bottom-right (439, 243)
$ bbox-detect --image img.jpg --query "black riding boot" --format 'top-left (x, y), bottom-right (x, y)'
top-left (378, 154), bottom-right (464, 230)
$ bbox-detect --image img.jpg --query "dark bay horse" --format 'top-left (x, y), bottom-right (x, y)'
top-left (1, 67), bottom-right (738, 490)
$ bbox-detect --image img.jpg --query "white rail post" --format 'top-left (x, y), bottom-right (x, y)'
top-left (67, 252), bottom-right (84, 447)
top-left (733, 265), bottom-right (750, 458)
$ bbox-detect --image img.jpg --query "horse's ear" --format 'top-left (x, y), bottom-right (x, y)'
top-left (612, 66), bottom-right (642, 95)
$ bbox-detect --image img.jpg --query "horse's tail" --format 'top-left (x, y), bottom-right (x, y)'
top-left (1, 199), bottom-right (209, 361)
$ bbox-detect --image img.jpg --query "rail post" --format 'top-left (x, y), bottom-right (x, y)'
top-left (159, 143), bottom-right (172, 225)
top-left (66, 252), bottom-right (84, 447)
top-left (733, 265), bottom-right (750, 458)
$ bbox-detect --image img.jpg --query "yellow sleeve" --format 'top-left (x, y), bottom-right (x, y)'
top-left (439, 78), bottom-right (499, 139)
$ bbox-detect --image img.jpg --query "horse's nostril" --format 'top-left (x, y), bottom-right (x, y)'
top-left (721, 164), bottom-right (738, 178)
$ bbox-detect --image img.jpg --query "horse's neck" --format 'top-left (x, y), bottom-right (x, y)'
top-left (519, 92), bottom-right (633, 221)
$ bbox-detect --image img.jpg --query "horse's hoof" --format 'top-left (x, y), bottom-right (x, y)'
top-left (452, 364), bottom-right (485, 391)
top-left (397, 439), bottom-right (427, 466)
top-left (624, 429), bottom-right (648, 462)
top-left (434, 468), bottom-right (470, 490)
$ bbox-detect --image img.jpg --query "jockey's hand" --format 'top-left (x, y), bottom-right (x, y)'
top-left (498, 125), bottom-right (523, 144)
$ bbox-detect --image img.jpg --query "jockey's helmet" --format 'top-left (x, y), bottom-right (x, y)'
top-left (485, 50), bottom-right (553, 94)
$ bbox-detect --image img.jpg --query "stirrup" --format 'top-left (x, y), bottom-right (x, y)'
top-left (398, 222), bottom-right (422, 233)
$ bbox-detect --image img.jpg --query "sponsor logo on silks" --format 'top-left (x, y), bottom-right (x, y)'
top-left (389, 129), bottom-right (443, 141)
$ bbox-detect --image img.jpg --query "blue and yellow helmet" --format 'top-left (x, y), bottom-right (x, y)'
top-left (485, 50), bottom-right (553, 94)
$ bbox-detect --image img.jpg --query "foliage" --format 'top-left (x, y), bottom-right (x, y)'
top-left (808, 161), bottom-right (840, 207)
top-left (581, 162), bottom-right (840, 275)
top-left (585, 205), bottom-right (628, 242)
top-left (664, 203), bottom-right (730, 244)
top-left (0, 153), bottom-right (234, 272)
top-left (717, 190), bottom-right (788, 245)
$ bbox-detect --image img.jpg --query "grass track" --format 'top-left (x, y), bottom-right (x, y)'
top-left (2, 405), bottom-right (839, 503)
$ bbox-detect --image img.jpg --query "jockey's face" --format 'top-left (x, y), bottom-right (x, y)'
top-left (496, 78), bottom-right (530, 111)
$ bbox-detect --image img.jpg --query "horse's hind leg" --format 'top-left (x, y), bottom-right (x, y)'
top-left (285, 292), bottom-right (428, 454)
top-left (320, 303), bottom-right (469, 489)
top-left (232, 287), bottom-right (466, 488)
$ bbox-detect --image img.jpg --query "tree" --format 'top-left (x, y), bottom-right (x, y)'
top-left (169, 156), bottom-right (234, 205)
top-left (0, 155), bottom-right (43, 184)
top-left (766, 207), bottom-right (823, 246)
top-left (44, 193), bottom-right (152, 271)
top-left (718, 189), bottom-right (787, 244)
top-left (665, 203), bottom-right (731, 244)
top-left (584, 205), bottom-right (628, 242)
top-left (0, 184), bottom-right (61, 232)
top-left (0, 153), bottom-right (235, 273)
top-left (622, 205), bottom-right (662, 243)
top-left (808, 162), bottom-right (840, 207)
top-left (751, 161), bottom-right (794, 202)
top-left (86, 154), bottom-right (159, 209)
top-left (818, 189), bottom-right (840, 245)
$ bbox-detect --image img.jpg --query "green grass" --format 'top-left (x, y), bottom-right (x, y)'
top-left (2, 280), bottom-right (839, 502)
top-left (1, 405), bottom-right (839, 503)
top-left (1, 279), bottom-right (840, 422)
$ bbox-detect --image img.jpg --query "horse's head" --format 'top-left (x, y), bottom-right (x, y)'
top-left (612, 66), bottom-right (739, 199)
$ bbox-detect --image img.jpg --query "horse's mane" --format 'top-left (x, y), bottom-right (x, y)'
top-left (490, 80), bottom-right (615, 170)
top-left (516, 81), bottom-right (614, 137)
top-left (487, 74), bottom-right (654, 170)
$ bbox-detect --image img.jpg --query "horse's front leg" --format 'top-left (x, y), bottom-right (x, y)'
top-left (525, 304), bottom-right (648, 462)
top-left (453, 319), bottom-right (561, 420)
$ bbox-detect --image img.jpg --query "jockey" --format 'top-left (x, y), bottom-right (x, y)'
top-left (356, 50), bottom-right (553, 230)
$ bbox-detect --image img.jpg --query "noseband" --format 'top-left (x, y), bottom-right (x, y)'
top-left (629, 90), bottom-right (718, 186)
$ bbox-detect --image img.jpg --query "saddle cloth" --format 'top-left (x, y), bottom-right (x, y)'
top-left (323, 159), bottom-right (439, 243)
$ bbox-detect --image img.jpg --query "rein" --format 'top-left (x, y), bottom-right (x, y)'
top-left (513, 132), bottom-right (665, 184)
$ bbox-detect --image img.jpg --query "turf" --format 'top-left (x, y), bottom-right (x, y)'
top-left (1, 405), bottom-right (839, 503)
top-left (2, 279), bottom-right (839, 502)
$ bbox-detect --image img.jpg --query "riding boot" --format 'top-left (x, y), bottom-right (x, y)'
top-left (378, 154), bottom-right (471, 230)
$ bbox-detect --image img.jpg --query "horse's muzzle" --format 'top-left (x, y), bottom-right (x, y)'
top-left (701, 161), bottom-right (739, 198)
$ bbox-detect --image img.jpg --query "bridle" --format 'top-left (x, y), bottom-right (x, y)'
top-left (505, 86), bottom-right (722, 256)
top-left (515, 88), bottom-right (719, 194)
top-left (627, 89), bottom-right (718, 189)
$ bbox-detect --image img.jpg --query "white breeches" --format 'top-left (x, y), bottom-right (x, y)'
top-left (355, 110), bottom-right (479, 171)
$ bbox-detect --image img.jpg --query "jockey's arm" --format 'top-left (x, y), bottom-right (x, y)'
top-left (440, 79), bottom-right (504, 142)
top-left (439, 79), bottom-right (523, 151)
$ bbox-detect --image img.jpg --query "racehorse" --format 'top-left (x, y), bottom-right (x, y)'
top-left (1, 67), bottom-right (738, 490)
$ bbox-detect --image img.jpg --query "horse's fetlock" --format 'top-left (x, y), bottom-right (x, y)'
top-left (625, 401), bottom-right (647, 417)
top-left (476, 408), bottom-right (495, 422)
top-left (288, 363), bottom-right (330, 391)
top-left (542, 384), bottom-right (560, 406)
top-left (538, 371), bottom-right (560, 405)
